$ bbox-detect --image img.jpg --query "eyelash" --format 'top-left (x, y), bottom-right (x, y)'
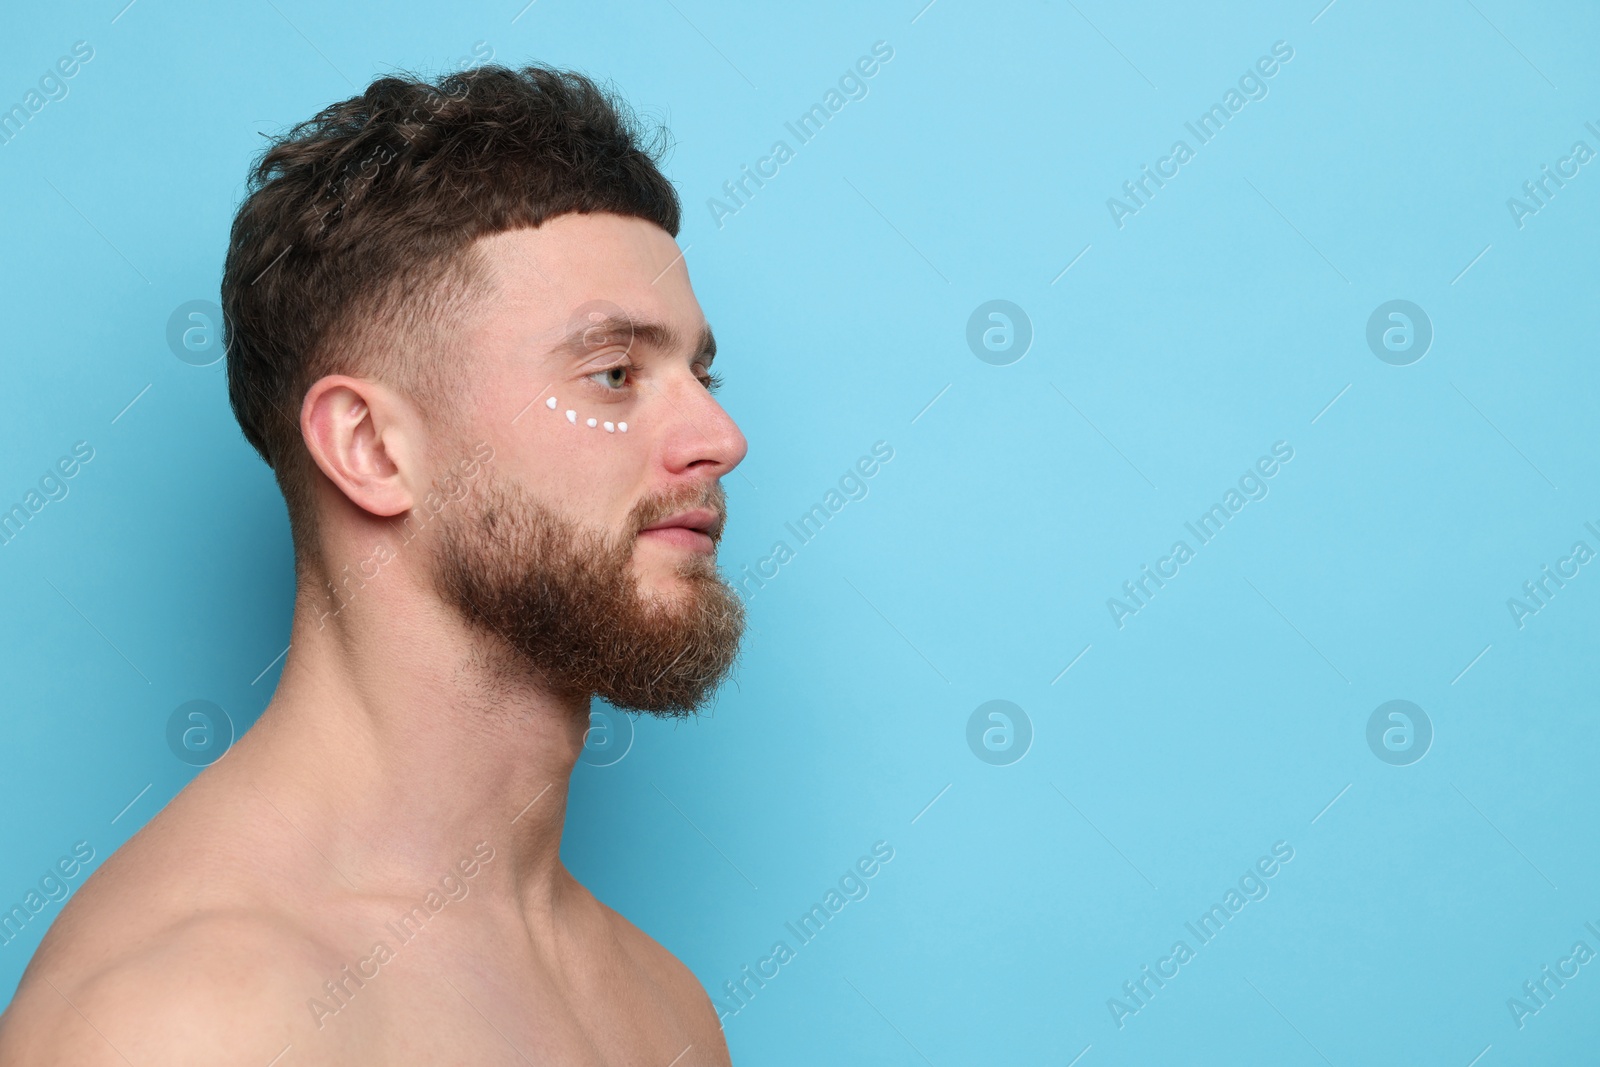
top-left (587, 360), bottom-right (722, 394)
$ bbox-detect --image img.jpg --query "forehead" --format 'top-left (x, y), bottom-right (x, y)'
top-left (467, 213), bottom-right (699, 338)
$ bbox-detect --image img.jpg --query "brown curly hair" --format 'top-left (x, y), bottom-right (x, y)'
top-left (221, 63), bottom-right (680, 576)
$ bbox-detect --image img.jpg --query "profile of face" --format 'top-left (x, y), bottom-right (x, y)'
top-left (425, 214), bottom-right (748, 717)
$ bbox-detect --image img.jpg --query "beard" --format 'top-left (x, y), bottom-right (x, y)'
top-left (429, 466), bottom-right (745, 718)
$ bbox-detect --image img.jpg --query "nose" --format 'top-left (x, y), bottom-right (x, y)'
top-left (657, 376), bottom-right (747, 480)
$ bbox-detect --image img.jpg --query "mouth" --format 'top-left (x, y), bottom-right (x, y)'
top-left (638, 508), bottom-right (720, 554)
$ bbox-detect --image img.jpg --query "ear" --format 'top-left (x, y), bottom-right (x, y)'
top-left (300, 375), bottom-right (416, 518)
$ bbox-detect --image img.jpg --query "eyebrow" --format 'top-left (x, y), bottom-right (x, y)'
top-left (553, 314), bottom-right (716, 366)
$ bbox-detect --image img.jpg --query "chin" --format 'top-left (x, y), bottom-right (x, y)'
top-left (636, 565), bottom-right (703, 597)
top-left (632, 556), bottom-right (715, 600)
top-left (634, 540), bottom-right (714, 572)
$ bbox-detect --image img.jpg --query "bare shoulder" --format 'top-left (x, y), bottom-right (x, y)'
top-left (588, 893), bottom-right (732, 1066)
top-left (0, 754), bottom-right (347, 1062)
top-left (0, 729), bottom-right (388, 1061)
top-left (0, 908), bottom-right (358, 1066)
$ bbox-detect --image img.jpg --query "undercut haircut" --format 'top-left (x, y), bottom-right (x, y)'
top-left (221, 63), bottom-right (680, 577)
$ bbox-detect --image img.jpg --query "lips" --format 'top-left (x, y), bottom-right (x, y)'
top-left (641, 507), bottom-right (719, 535)
top-left (638, 507), bottom-right (721, 552)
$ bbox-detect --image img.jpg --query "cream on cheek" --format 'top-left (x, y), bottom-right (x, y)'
top-left (544, 395), bottom-right (628, 434)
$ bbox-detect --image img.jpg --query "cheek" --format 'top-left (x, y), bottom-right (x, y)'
top-left (514, 398), bottom-right (649, 518)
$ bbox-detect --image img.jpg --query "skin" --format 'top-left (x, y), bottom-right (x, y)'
top-left (0, 213), bottom-right (747, 1065)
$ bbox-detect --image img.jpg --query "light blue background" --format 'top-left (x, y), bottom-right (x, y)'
top-left (3, 1), bottom-right (1598, 1063)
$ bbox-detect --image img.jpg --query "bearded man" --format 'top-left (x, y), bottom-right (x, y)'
top-left (0, 64), bottom-right (746, 1066)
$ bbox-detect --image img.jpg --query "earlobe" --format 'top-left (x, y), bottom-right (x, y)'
top-left (301, 375), bottom-right (415, 518)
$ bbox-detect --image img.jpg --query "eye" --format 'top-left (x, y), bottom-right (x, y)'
top-left (588, 363), bottom-right (631, 391)
top-left (588, 360), bottom-right (720, 394)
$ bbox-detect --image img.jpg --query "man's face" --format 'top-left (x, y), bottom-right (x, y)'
top-left (425, 213), bottom-right (748, 715)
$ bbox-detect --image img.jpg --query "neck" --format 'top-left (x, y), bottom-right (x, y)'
top-left (239, 568), bottom-right (589, 918)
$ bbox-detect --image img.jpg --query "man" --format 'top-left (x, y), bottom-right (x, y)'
top-left (0, 64), bottom-right (746, 1065)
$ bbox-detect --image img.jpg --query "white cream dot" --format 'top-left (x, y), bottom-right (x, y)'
top-left (618, 422), bottom-right (628, 433)
top-left (586, 417), bottom-right (597, 428)
top-left (565, 410), bottom-right (576, 423)
top-left (545, 396), bottom-right (557, 409)
top-left (604, 422), bottom-right (615, 433)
